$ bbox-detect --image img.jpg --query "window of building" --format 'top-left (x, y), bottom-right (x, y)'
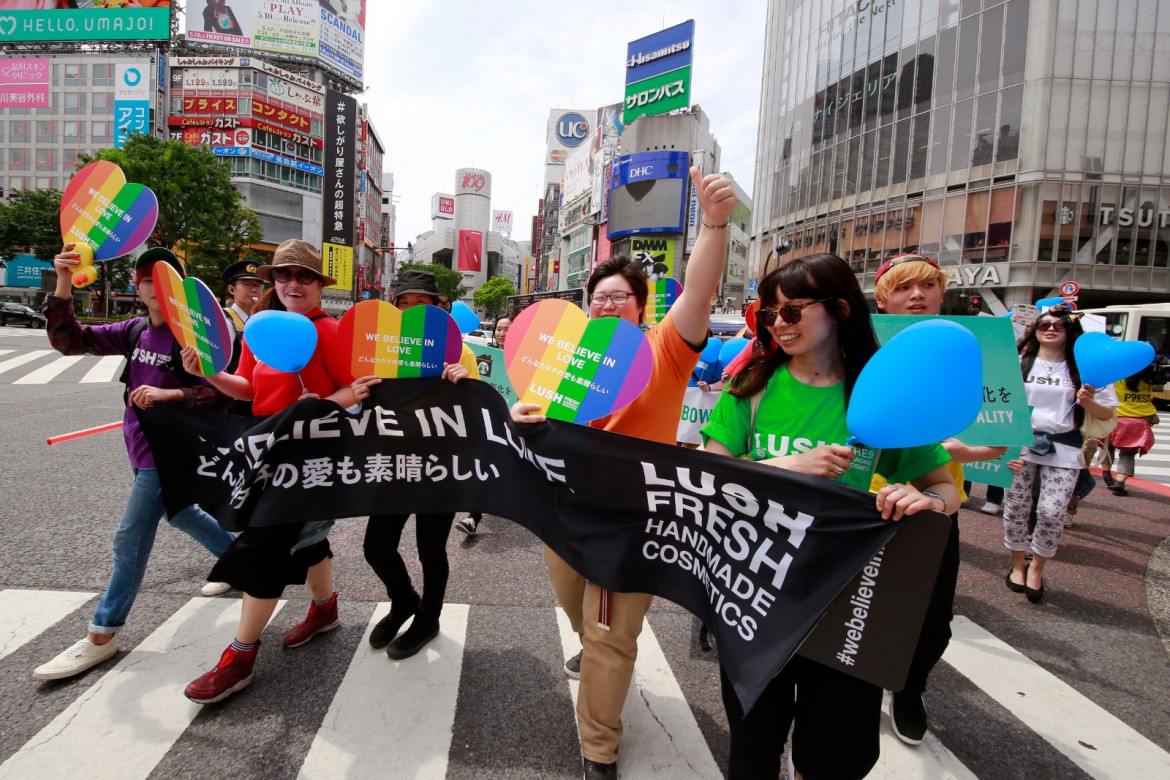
top-left (8, 148), bottom-right (27, 170)
top-left (978, 5), bottom-right (1004, 95)
top-left (170, 96), bottom-right (183, 114)
top-left (928, 105), bottom-right (951, 177)
top-left (64, 92), bottom-right (86, 115)
top-left (92, 63), bottom-right (112, 85)
top-left (35, 120), bottom-right (55, 143)
top-left (63, 148), bottom-right (81, 167)
top-left (35, 149), bottom-right (52, 170)
top-left (64, 64), bottom-right (87, 85)
top-left (934, 26), bottom-right (957, 107)
top-left (63, 120), bottom-right (83, 139)
top-left (35, 176), bottom-right (52, 190)
top-left (92, 121), bottom-right (112, 141)
top-left (971, 94), bottom-right (997, 167)
top-left (92, 92), bottom-right (113, 115)
top-left (36, 91), bottom-right (57, 115)
top-left (9, 120), bottom-right (27, 141)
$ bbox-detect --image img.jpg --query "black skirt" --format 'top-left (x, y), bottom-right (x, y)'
top-left (209, 524), bottom-right (332, 599)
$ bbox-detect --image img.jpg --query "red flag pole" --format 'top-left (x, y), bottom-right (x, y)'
top-left (46, 421), bottom-right (123, 445)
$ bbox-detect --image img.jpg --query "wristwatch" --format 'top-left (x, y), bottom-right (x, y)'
top-left (921, 490), bottom-right (946, 513)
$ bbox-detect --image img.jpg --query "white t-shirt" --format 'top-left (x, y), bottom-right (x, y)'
top-left (1022, 358), bottom-right (1118, 469)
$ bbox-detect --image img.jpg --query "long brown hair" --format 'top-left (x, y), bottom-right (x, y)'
top-left (1018, 306), bottom-right (1085, 426)
top-left (730, 253), bottom-right (878, 403)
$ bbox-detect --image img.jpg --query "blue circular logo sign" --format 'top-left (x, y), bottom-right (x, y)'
top-left (123, 67), bottom-right (141, 87)
top-left (555, 112), bottom-right (589, 148)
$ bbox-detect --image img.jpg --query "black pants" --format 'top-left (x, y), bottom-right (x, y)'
top-left (721, 658), bottom-right (881, 779)
top-left (363, 513), bottom-right (454, 620)
top-left (901, 512), bottom-right (960, 695)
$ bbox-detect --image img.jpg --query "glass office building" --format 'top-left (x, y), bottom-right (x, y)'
top-left (752, 0), bottom-right (1170, 309)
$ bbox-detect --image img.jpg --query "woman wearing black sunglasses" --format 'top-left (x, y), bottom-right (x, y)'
top-left (700, 253), bottom-right (958, 779)
top-left (1002, 307), bottom-right (1117, 603)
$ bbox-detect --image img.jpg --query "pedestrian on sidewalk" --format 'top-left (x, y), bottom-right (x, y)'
top-left (1105, 358), bottom-right (1166, 495)
top-left (182, 239), bottom-right (378, 704)
top-left (455, 313), bottom-right (511, 536)
top-left (33, 245), bottom-right (237, 682)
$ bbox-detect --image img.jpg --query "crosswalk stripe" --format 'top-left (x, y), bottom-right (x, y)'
top-left (554, 609), bottom-right (722, 778)
top-left (297, 603), bottom-right (470, 779)
top-left (944, 616), bottom-right (1170, 778)
top-left (0, 350), bottom-right (12, 356)
top-left (0, 590), bottom-right (96, 663)
top-left (13, 355), bottom-right (84, 384)
top-left (0, 597), bottom-right (285, 780)
top-left (80, 355), bottom-right (124, 384)
top-left (0, 349), bottom-right (52, 376)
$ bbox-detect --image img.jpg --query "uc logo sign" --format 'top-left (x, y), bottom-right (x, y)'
top-left (556, 112), bottom-right (589, 147)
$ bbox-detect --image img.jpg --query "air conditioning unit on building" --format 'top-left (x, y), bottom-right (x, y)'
top-left (1083, 157), bottom-right (1104, 177)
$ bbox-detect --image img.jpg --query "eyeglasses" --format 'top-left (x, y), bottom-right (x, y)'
top-left (272, 267), bottom-right (321, 285)
top-left (1035, 321), bottom-right (1067, 333)
top-left (590, 291), bottom-right (632, 306)
top-left (758, 298), bottom-right (834, 326)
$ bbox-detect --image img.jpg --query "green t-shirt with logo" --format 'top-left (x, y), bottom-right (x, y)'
top-left (701, 364), bottom-right (949, 489)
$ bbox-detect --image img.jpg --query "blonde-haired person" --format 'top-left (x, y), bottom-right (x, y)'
top-left (873, 253), bottom-right (1007, 746)
top-left (180, 239), bottom-right (378, 704)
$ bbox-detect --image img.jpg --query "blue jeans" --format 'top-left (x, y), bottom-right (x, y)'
top-left (89, 468), bottom-right (235, 634)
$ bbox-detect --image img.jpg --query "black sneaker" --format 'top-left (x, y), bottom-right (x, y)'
top-left (564, 650), bottom-right (582, 679)
top-left (386, 616), bottom-right (440, 660)
top-left (583, 758), bottom-right (617, 780)
top-left (369, 593), bottom-right (420, 649)
top-left (1102, 470), bottom-right (1116, 488)
top-left (889, 691), bottom-right (928, 746)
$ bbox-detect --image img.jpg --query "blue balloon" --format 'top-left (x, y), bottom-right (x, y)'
top-left (700, 337), bottom-right (722, 364)
top-left (1001, 310), bottom-right (1015, 317)
top-left (244, 310), bottom-right (318, 373)
top-left (847, 320), bottom-right (983, 449)
top-left (1035, 297), bottom-right (1066, 312)
top-left (720, 337), bottom-right (751, 367)
top-left (1074, 331), bottom-right (1155, 388)
top-left (450, 301), bottom-right (480, 334)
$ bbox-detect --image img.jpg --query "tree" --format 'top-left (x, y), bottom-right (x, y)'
top-left (395, 261), bottom-right (469, 303)
top-left (79, 135), bottom-right (263, 289)
top-left (0, 188), bottom-right (63, 268)
top-left (473, 276), bottom-right (517, 320)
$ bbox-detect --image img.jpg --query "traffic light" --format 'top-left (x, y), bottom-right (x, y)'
top-left (968, 295), bottom-right (982, 315)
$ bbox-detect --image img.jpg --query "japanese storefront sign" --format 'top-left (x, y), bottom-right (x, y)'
top-left (504, 299), bottom-right (653, 423)
top-left (328, 300), bottom-right (462, 380)
top-left (0, 58), bottom-right (49, 108)
top-left (153, 261), bottom-right (234, 376)
top-left (0, 3), bottom-right (172, 44)
top-left (323, 88), bottom-right (357, 292)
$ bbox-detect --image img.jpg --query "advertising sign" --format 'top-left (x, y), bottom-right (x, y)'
top-left (0, 58), bottom-right (49, 109)
top-left (0, 2), bottom-right (172, 44)
top-left (546, 108), bottom-right (594, 166)
top-left (0, 254), bottom-right (47, 288)
top-left (182, 68), bottom-right (238, 90)
top-left (263, 76), bottom-right (325, 113)
top-left (630, 237), bottom-right (676, 281)
top-left (456, 169), bottom-right (490, 197)
top-left (623, 19), bottom-right (694, 125)
top-left (323, 89), bottom-right (358, 291)
top-left (319, 1), bottom-right (366, 86)
top-left (562, 142), bottom-right (592, 204)
top-left (183, 96), bottom-right (238, 114)
top-left (431, 194), bottom-right (455, 220)
top-left (252, 98), bottom-right (311, 132)
top-left (114, 62), bottom-right (151, 149)
top-left (458, 230), bottom-right (483, 273)
top-left (607, 151), bottom-right (689, 238)
top-left (491, 210), bottom-right (513, 237)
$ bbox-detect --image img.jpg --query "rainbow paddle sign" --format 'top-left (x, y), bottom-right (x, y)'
top-left (328, 299), bottom-right (463, 382)
top-left (504, 299), bottom-right (653, 423)
top-left (153, 261), bottom-right (234, 376)
top-left (644, 278), bottom-right (682, 325)
top-left (60, 161), bottom-right (159, 263)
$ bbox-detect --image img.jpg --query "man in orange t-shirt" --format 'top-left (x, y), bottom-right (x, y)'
top-left (514, 167), bottom-right (736, 778)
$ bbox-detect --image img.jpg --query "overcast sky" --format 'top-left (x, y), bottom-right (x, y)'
top-left (361, 2), bottom-right (767, 245)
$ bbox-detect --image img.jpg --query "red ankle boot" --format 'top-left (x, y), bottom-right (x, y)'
top-left (185, 641), bottom-right (260, 704)
top-left (283, 592), bottom-right (340, 647)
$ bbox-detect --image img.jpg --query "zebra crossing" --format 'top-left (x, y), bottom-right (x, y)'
top-left (1, 589), bottom-right (1166, 778)
top-left (0, 333), bottom-right (125, 386)
top-left (1134, 416), bottom-right (1170, 486)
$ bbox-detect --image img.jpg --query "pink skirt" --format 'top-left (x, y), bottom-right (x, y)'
top-left (1109, 416), bottom-right (1155, 455)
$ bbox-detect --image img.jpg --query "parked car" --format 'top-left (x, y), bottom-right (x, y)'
top-left (708, 314), bottom-right (747, 342)
top-left (0, 302), bottom-right (46, 328)
top-left (463, 330), bottom-right (492, 347)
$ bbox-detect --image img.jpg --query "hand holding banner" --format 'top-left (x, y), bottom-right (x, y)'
top-left (153, 261), bottom-right (234, 376)
top-left (328, 299), bottom-right (462, 382)
top-left (504, 298), bottom-right (653, 423)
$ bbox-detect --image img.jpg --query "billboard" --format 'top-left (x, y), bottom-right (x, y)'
top-left (630, 237), bottom-right (676, 281)
top-left (491, 210), bottom-right (513, 237)
top-left (458, 230), bottom-right (483, 273)
top-left (623, 19), bottom-right (694, 125)
top-left (431, 193), bottom-right (454, 220)
top-left (546, 108), bottom-right (594, 165)
top-left (0, 254), bottom-right (47, 288)
top-left (0, 58), bottom-right (49, 109)
top-left (0, 2), bottom-right (171, 44)
top-left (114, 62), bottom-right (151, 149)
top-left (562, 142), bottom-right (592, 204)
top-left (185, 0), bottom-right (365, 88)
top-left (323, 89), bottom-right (358, 292)
top-left (607, 151), bottom-right (689, 238)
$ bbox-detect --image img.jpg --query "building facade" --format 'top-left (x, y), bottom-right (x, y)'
top-left (753, 0), bottom-right (1170, 312)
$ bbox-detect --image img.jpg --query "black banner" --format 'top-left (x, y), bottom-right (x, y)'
top-left (139, 379), bottom-right (947, 711)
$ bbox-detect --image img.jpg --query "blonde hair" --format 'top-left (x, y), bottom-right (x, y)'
top-left (874, 259), bottom-right (948, 305)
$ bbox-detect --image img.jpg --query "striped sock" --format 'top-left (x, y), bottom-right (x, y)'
top-left (230, 639), bottom-right (257, 653)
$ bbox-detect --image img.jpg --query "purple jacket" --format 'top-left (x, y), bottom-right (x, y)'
top-left (44, 295), bottom-right (227, 468)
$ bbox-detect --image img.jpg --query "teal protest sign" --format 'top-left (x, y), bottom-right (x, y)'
top-left (961, 449), bottom-right (1017, 489)
top-left (872, 315), bottom-right (1032, 447)
top-left (467, 343), bottom-right (517, 406)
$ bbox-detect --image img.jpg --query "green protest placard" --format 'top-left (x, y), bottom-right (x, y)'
top-left (873, 315), bottom-right (1032, 447)
top-left (467, 343), bottom-right (517, 406)
top-left (960, 449), bottom-right (1017, 489)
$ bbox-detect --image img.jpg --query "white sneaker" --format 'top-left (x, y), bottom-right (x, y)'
top-left (980, 502), bottom-right (1002, 515)
top-left (454, 517), bottom-right (478, 535)
top-left (33, 636), bottom-right (119, 681)
top-left (201, 581), bottom-right (231, 597)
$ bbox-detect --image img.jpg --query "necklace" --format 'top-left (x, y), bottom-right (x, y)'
top-left (1036, 358), bottom-right (1063, 380)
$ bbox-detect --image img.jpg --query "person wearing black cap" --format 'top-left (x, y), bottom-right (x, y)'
top-left (363, 268), bottom-right (480, 660)
top-left (32, 244), bottom-right (237, 682)
top-left (221, 260), bottom-right (265, 395)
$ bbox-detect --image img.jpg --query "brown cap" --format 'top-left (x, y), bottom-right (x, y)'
top-left (256, 239), bottom-right (337, 286)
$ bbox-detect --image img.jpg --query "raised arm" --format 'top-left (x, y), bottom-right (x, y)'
top-left (669, 168), bottom-right (738, 346)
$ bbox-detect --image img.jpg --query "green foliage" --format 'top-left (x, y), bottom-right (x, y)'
top-left (473, 276), bottom-right (517, 320)
top-left (395, 261), bottom-right (469, 303)
top-left (79, 136), bottom-right (263, 291)
top-left (0, 188), bottom-right (64, 267)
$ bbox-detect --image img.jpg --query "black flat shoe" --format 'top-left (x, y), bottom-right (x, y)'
top-left (1006, 572), bottom-right (1026, 593)
top-left (1025, 580), bottom-right (1044, 603)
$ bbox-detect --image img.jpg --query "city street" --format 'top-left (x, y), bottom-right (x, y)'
top-left (2, 327), bottom-right (1169, 778)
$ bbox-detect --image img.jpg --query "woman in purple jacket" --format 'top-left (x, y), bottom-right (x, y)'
top-left (32, 244), bottom-right (236, 682)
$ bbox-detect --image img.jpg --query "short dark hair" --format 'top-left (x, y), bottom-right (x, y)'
top-left (586, 255), bottom-right (648, 321)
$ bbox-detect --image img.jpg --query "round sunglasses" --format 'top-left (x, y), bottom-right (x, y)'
top-left (758, 298), bottom-right (834, 327)
top-left (272, 267), bottom-right (322, 285)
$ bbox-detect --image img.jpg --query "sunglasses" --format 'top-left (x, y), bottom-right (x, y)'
top-left (758, 298), bottom-right (834, 326)
top-left (272, 267), bottom-right (322, 285)
top-left (1035, 321), bottom-right (1067, 333)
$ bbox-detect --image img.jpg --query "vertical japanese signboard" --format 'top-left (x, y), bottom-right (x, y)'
top-left (114, 62), bottom-right (151, 149)
top-left (0, 58), bottom-right (49, 109)
top-left (324, 89), bottom-right (357, 292)
top-left (623, 20), bottom-right (695, 125)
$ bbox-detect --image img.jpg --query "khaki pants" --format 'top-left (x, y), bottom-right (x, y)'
top-left (544, 546), bottom-right (654, 764)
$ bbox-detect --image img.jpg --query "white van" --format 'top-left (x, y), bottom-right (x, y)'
top-left (1077, 302), bottom-right (1170, 405)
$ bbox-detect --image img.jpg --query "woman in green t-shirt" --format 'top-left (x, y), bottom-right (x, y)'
top-left (701, 253), bottom-right (958, 780)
